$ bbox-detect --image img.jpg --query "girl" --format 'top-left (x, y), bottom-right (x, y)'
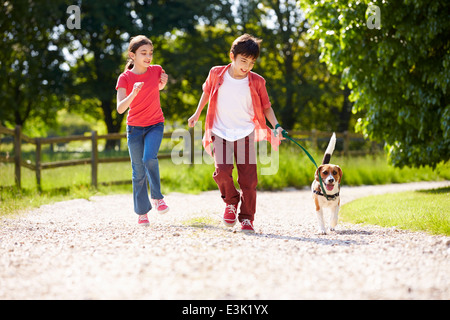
top-left (115, 35), bottom-right (169, 226)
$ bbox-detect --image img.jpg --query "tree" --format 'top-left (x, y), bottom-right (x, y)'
top-left (0, 0), bottom-right (70, 131)
top-left (301, 0), bottom-right (450, 168)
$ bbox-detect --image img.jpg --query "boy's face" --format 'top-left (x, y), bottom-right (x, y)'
top-left (230, 52), bottom-right (256, 78)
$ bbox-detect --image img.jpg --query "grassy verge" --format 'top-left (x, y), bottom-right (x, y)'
top-left (161, 148), bottom-right (450, 192)
top-left (340, 187), bottom-right (450, 236)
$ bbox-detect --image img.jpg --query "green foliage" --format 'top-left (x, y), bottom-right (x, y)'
top-left (301, 0), bottom-right (450, 168)
top-left (0, 0), bottom-right (71, 127)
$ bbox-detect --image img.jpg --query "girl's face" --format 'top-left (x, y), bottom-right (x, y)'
top-left (230, 52), bottom-right (256, 79)
top-left (130, 44), bottom-right (153, 69)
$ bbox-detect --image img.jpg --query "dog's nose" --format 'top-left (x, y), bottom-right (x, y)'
top-left (329, 178), bottom-right (335, 183)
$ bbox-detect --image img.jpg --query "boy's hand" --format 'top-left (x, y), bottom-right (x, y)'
top-left (275, 126), bottom-right (286, 140)
top-left (188, 113), bottom-right (199, 127)
top-left (188, 114), bottom-right (197, 127)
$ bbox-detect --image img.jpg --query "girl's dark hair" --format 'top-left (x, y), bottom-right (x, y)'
top-left (230, 34), bottom-right (262, 60)
top-left (124, 35), bottom-right (153, 71)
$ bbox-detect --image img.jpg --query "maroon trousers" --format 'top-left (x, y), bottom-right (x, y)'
top-left (212, 132), bottom-right (257, 221)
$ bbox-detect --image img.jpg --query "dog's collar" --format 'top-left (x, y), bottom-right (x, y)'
top-left (313, 189), bottom-right (340, 200)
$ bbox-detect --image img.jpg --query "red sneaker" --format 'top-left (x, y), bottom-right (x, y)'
top-left (223, 203), bottom-right (238, 227)
top-left (152, 198), bottom-right (169, 214)
top-left (240, 219), bottom-right (255, 233)
top-left (138, 214), bottom-right (150, 226)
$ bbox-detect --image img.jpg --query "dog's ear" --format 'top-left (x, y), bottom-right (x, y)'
top-left (336, 165), bottom-right (343, 183)
top-left (315, 165), bottom-right (324, 182)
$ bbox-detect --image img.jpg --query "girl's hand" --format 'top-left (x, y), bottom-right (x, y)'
top-left (160, 72), bottom-right (168, 86)
top-left (132, 82), bottom-right (144, 95)
top-left (159, 72), bottom-right (168, 90)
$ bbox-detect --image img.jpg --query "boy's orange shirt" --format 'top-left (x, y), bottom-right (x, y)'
top-left (202, 64), bottom-right (280, 156)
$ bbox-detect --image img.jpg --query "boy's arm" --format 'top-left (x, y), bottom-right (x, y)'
top-left (257, 76), bottom-right (285, 139)
top-left (264, 106), bottom-right (285, 139)
top-left (188, 91), bottom-right (209, 127)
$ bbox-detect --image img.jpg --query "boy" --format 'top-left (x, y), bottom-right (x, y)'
top-left (188, 34), bottom-right (285, 233)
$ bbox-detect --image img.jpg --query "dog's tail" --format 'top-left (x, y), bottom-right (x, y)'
top-left (322, 132), bottom-right (336, 164)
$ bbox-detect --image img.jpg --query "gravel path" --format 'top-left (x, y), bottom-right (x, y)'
top-left (1, 181), bottom-right (449, 300)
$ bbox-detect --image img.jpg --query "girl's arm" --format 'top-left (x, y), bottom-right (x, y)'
top-left (188, 92), bottom-right (209, 127)
top-left (116, 82), bottom-right (143, 114)
top-left (264, 106), bottom-right (285, 139)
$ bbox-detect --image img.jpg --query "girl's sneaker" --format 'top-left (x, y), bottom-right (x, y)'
top-left (223, 204), bottom-right (238, 227)
top-left (138, 214), bottom-right (150, 226)
top-left (152, 199), bottom-right (169, 214)
top-left (240, 219), bottom-right (255, 233)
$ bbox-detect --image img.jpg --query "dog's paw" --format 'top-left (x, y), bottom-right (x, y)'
top-left (317, 228), bottom-right (327, 235)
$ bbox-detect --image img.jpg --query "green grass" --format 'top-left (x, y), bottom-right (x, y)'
top-left (0, 183), bottom-right (95, 218)
top-left (340, 187), bottom-right (450, 235)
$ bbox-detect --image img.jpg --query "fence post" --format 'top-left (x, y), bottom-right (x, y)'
top-left (91, 131), bottom-right (98, 188)
top-left (35, 138), bottom-right (42, 191)
top-left (14, 125), bottom-right (22, 189)
top-left (189, 127), bottom-right (194, 166)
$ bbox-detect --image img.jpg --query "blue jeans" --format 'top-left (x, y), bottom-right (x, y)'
top-left (127, 123), bottom-right (164, 215)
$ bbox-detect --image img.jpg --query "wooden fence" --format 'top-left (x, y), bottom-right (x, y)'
top-left (0, 125), bottom-right (194, 190)
top-left (0, 125), bottom-right (380, 190)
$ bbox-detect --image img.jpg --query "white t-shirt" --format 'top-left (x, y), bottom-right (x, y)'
top-left (212, 70), bottom-right (255, 141)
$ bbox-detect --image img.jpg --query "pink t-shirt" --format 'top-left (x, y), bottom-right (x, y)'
top-left (115, 65), bottom-right (165, 126)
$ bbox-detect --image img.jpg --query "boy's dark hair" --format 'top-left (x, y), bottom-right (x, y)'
top-left (230, 34), bottom-right (262, 60)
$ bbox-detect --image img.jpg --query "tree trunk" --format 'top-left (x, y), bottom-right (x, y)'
top-left (338, 86), bottom-right (353, 132)
top-left (101, 99), bottom-right (124, 150)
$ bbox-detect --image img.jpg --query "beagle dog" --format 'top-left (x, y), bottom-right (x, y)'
top-left (311, 133), bottom-right (343, 234)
